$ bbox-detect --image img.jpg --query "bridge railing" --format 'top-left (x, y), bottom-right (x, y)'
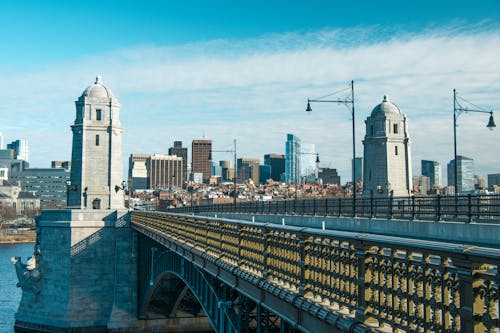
top-left (167, 194), bottom-right (500, 222)
top-left (132, 211), bottom-right (500, 332)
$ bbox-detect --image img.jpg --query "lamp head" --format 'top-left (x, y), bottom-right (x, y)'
top-left (306, 100), bottom-right (312, 112)
top-left (315, 153), bottom-right (320, 164)
top-left (487, 112), bottom-right (496, 131)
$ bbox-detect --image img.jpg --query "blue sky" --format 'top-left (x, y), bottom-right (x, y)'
top-left (0, 1), bottom-right (499, 183)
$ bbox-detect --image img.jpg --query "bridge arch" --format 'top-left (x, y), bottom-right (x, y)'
top-left (138, 237), bottom-right (239, 333)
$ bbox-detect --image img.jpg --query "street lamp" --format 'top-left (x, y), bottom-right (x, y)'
top-left (209, 139), bottom-right (238, 205)
top-left (453, 89), bottom-right (495, 195)
top-left (306, 80), bottom-right (357, 215)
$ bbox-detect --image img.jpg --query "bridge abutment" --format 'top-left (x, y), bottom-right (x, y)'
top-left (15, 209), bottom-right (139, 332)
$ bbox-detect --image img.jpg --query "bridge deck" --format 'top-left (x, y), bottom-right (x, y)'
top-left (132, 211), bottom-right (500, 333)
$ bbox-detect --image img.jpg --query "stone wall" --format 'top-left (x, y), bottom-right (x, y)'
top-left (15, 209), bottom-right (137, 332)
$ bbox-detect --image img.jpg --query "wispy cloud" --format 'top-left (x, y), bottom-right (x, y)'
top-left (0, 23), bottom-right (499, 182)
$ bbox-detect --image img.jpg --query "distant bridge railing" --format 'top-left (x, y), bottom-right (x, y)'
top-left (168, 194), bottom-right (500, 223)
top-left (132, 211), bottom-right (500, 332)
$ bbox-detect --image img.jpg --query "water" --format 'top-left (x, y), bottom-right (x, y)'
top-left (0, 243), bottom-right (34, 333)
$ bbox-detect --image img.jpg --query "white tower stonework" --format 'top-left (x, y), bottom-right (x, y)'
top-left (363, 95), bottom-right (412, 197)
top-left (68, 75), bottom-right (124, 209)
top-left (14, 77), bottom-right (138, 332)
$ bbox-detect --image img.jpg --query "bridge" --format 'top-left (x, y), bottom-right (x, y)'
top-left (131, 194), bottom-right (500, 333)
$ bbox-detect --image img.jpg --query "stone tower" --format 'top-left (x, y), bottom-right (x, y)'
top-left (363, 95), bottom-right (412, 197)
top-left (68, 75), bottom-right (124, 209)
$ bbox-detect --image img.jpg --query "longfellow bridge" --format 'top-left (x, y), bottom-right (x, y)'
top-left (130, 194), bottom-right (500, 333)
top-left (15, 194), bottom-right (500, 333)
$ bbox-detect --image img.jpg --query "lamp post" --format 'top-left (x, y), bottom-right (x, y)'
top-left (209, 139), bottom-right (237, 205)
top-left (453, 89), bottom-right (495, 195)
top-left (306, 80), bottom-right (356, 215)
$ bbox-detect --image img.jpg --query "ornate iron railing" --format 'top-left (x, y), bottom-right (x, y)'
top-left (132, 211), bottom-right (500, 332)
top-left (168, 194), bottom-right (500, 223)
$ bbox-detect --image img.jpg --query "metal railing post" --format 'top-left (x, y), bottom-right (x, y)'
top-left (298, 232), bottom-right (306, 296)
top-left (370, 195), bottom-right (373, 218)
top-left (411, 195), bottom-right (415, 220)
top-left (467, 194), bottom-right (472, 223)
top-left (262, 227), bottom-right (268, 280)
top-left (354, 241), bottom-right (367, 322)
top-left (388, 193), bottom-right (393, 219)
top-left (436, 194), bottom-right (441, 221)
top-left (454, 259), bottom-right (475, 332)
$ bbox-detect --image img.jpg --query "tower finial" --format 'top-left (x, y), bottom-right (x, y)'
top-left (383, 94), bottom-right (389, 102)
top-left (95, 75), bottom-right (103, 84)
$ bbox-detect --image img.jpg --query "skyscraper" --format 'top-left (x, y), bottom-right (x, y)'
top-left (7, 139), bottom-right (29, 162)
top-left (192, 140), bottom-right (212, 184)
top-left (447, 156), bottom-right (474, 194)
top-left (237, 158), bottom-right (260, 184)
top-left (421, 160), bottom-right (441, 190)
top-left (68, 76), bottom-right (124, 209)
top-left (264, 154), bottom-right (285, 181)
top-left (318, 168), bottom-right (340, 185)
top-left (168, 141), bottom-right (188, 182)
top-left (353, 157), bottom-right (363, 183)
top-left (128, 154), bottom-right (150, 191)
top-left (488, 173), bottom-right (500, 191)
top-left (300, 143), bottom-right (318, 183)
top-left (285, 134), bottom-right (301, 183)
top-left (363, 95), bottom-right (412, 197)
top-left (147, 154), bottom-right (183, 189)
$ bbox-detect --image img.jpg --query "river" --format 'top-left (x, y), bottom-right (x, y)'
top-left (0, 243), bottom-right (34, 333)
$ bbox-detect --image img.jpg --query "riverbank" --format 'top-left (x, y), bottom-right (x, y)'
top-left (0, 231), bottom-right (36, 244)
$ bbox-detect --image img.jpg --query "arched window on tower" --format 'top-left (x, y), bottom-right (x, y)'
top-left (395, 146), bottom-right (399, 156)
top-left (393, 123), bottom-right (399, 134)
top-left (96, 135), bottom-right (100, 146)
top-left (96, 109), bottom-right (102, 121)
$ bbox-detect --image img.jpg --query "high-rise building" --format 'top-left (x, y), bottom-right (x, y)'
top-left (219, 160), bottom-right (234, 182)
top-left (318, 168), bottom-right (341, 185)
top-left (421, 160), bottom-right (441, 190)
top-left (0, 149), bottom-right (15, 159)
top-left (474, 175), bottom-right (486, 191)
top-left (353, 157), bottom-right (363, 183)
top-left (168, 141), bottom-right (188, 182)
top-left (10, 168), bottom-right (70, 208)
top-left (488, 173), bottom-right (500, 191)
top-left (259, 164), bottom-right (271, 184)
top-left (412, 175), bottom-right (430, 195)
top-left (192, 140), bottom-right (212, 184)
top-left (237, 158), bottom-right (260, 184)
top-left (68, 76), bottom-right (124, 209)
top-left (285, 134), bottom-right (301, 183)
top-left (264, 154), bottom-right (285, 181)
top-left (300, 143), bottom-right (318, 183)
top-left (363, 95), bottom-right (412, 197)
top-left (128, 154), bottom-right (150, 191)
top-left (147, 154), bottom-right (183, 189)
top-left (7, 139), bottom-right (29, 162)
top-left (447, 156), bottom-right (474, 194)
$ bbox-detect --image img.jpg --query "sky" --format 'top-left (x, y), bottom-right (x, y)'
top-left (0, 0), bottom-right (499, 183)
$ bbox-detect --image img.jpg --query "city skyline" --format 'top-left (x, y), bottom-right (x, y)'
top-left (0, 2), bottom-right (499, 182)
